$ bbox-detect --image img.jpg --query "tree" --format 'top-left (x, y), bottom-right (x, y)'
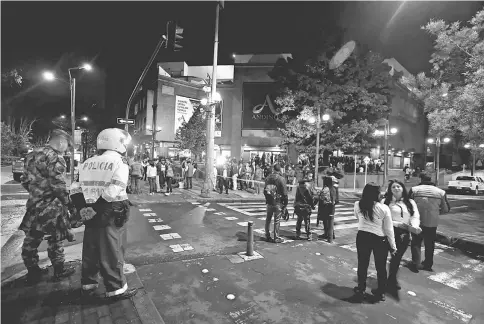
top-left (175, 106), bottom-right (206, 160)
top-left (1, 118), bottom-right (36, 157)
top-left (401, 7), bottom-right (484, 168)
top-left (270, 29), bottom-right (397, 157)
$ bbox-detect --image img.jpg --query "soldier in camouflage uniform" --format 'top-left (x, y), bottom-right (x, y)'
top-left (20, 129), bottom-right (76, 284)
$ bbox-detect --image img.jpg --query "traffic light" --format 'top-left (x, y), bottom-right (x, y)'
top-left (167, 21), bottom-right (183, 52)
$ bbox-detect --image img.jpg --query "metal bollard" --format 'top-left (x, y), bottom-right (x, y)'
top-left (247, 221), bottom-right (254, 256)
top-left (328, 216), bottom-right (334, 243)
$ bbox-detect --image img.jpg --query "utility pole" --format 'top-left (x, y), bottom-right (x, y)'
top-left (151, 87), bottom-right (158, 159)
top-left (201, 2), bottom-right (220, 197)
top-left (435, 137), bottom-right (441, 185)
top-left (69, 75), bottom-right (76, 184)
top-left (383, 121), bottom-right (388, 187)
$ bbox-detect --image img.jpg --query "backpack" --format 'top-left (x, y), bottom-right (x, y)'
top-left (319, 187), bottom-right (332, 205)
top-left (264, 184), bottom-right (280, 205)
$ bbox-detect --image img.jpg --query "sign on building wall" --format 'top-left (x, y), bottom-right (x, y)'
top-left (174, 96), bottom-right (200, 134)
top-left (242, 83), bottom-right (281, 130)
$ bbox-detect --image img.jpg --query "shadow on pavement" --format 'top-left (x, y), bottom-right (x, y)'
top-left (320, 282), bottom-right (379, 304)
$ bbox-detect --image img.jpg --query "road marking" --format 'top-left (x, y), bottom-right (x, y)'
top-left (237, 222), bottom-right (249, 226)
top-left (429, 269), bottom-right (474, 290)
top-left (143, 213), bottom-right (157, 217)
top-left (160, 233), bottom-right (181, 240)
top-left (169, 243), bottom-right (194, 253)
top-left (224, 217), bottom-right (238, 220)
top-left (451, 205), bottom-right (468, 210)
top-left (191, 202), bottom-right (200, 205)
top-left (205, 208), bottom-right (216, 211)
top-left (148, 218), bottom-right (163, 223)
top-left (254, 229), bottom-right (265, 235)
top-left (204, 203), bottom-right (210, 207)
top-left (429, 300), bottom-right (473, 323)
top-left (153, 225), bottom-right (171, 231)
top-left (139, 209), bottom-right (152, 212)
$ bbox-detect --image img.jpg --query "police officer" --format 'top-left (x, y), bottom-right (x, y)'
top-left (70, 128), bottom-right (137, 300)
top-left (20, 129), bottom-right (76, 284)
top-left (263, 164), bottom-right (288, 243)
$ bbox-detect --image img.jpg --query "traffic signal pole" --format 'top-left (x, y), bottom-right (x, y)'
top-left (201, 2), bottom-right (220, 198)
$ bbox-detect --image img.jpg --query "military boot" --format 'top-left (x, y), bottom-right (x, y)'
top-left (25, 266), bottom-right (48, 285)
top-left (53, 264), bottom-right (76, 281)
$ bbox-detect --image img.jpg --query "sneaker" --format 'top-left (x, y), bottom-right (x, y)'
top-left (273, 237), bottom-right (284, 244)
top-left (265, 236), bottom-right (272, 242)
top-left (53, 264), bottom-right (76, 281)
top-left (307, 236), bottom-right (312, 241)
top-left (387, 279), bottom-right (401, 291)
top-left (353, 286), bottom-right (365, 297)
top-left (106, 287), bottom-right (138, 301)
top-left (407, 263), bottom-right (419, 273)
top-left (371, 288), bottom-right (385, 301)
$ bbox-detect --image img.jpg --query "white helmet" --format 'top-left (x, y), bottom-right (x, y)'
top-left (97, 128), bottom-right (132, 154)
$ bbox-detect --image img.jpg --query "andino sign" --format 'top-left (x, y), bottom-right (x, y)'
top-left (242, 83), bottom-right (282, 130)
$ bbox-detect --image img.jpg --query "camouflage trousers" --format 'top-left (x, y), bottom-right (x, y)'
top-left (22, 230), bottom-right (65, 269)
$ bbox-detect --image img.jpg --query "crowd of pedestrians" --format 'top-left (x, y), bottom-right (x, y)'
top-left (261, 162), bottom-right (450, 303)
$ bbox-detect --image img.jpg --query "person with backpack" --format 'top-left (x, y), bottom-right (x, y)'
top-left (263, 164), bottom-right (288, 243)
top-left (294, 178), bottom-right (316, 240)
top-left (317, 176), bottom-right (339, 242)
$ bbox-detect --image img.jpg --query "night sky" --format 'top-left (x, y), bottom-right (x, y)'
top-left (2, 1), bottom-right (482, 130)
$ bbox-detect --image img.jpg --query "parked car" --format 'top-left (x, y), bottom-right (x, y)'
top-left (447, 176), bottom-right (484, 195)
top-left (12, 158), bottom-right (25, 182)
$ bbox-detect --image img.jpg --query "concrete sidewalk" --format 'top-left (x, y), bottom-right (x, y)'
top-left (1, 260), bottom-right (165, 324)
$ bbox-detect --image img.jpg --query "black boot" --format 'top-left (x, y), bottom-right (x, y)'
top-left (53, 264), bottom-right (76, 281)
top-left (25, 266), bottom-right (47, 285)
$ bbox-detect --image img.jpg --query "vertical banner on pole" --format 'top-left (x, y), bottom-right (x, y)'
top-left (364, 156), bottom-right (370, 187)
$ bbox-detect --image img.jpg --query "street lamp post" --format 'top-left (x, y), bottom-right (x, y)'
top-left (201, 1), bottom-right (221, 198)
top-left (146, 125), bottom-right (162, 159)
top-left (43, 64), bottom-right (92, 183)
top-left (309, 109), bottom-right (330, 186)
top-left (427, 137), bottom-right (450, 185)
top-left (373, 121), bottom-right (397, 186)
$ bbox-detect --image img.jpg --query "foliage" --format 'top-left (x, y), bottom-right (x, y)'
top-left (270, 29), bottom-right (397, 155)
top-left (175, 105), bottom-right (206, 159)
top-left (401, 6), bottom-right (484, 156)
top-left (1, 118), bottom-right (36, 157)
top-left (1, 68), bottom-right (23, 89)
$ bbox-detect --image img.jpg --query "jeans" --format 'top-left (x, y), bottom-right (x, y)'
top-left (356, 230), bottom-right (389, 292)
top-left (148, 177), bottom-right (156, 193)
top-left (296, 212), bottom-right (311, 237)
top-left (165, 177), bottom-right (173, 193)
top-left (388, 227), bottom-right (410, 282)
top-left (159, 173), bottom-right (165, 189)
top-left (131, 176), bottom-right (141, 194)
top-left (218, 178), bottom-right (228, 193)
top-left (411, 226), bottom-right (437, 268)
top-left (265, 204), bottom-right (282, 239)
top-left (186, 177), bottom-right (193, 189)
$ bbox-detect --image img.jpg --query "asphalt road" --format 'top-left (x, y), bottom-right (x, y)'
top-left (125, 199), bottom-right (484, 324)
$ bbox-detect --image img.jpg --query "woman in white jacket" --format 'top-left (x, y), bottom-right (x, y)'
top-left (354, 183), bottom-right (396, 302)
top-left (382, 180), bottom-right (421, 291)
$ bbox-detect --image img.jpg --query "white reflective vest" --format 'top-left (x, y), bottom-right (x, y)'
top-left (70, 151), bottom-right (129, 203)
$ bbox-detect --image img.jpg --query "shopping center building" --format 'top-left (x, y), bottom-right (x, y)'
top-left (130, 54), bottom-right (426, 169)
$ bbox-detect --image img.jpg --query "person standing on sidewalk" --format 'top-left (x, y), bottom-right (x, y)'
top-left (165, 160), bottom-right (174, 195)
top-left (146, 160), bottom-right (157, 195)
top-left (186, 160), bottom-right (194, 189)
top-left (294, 178), bottom-right (316, 241)
top-left (263, 164), bottom-right (288, 243)
top-left (70, 128), bottom-right (138, 300)
top-left (317, 176), bottom-right (339, 241)
top-left (129, 158), bottom-right (144, 194)
top-left (353, 183), bottom-right (396, 302)
top-left (286, 165), bottom-right (296, 193)
top-left (408, 172), bottom-right (450, 272)
top-left (20, 129), bottom-right (76, 284)
top-left (383, 180), bottom-right (421, 291)
top-left (142, 159), bottom-right (148, 181)
top-left (157, 158), bottom-right (165, 191)
top-left (254, 164), bottom-right (263, 195)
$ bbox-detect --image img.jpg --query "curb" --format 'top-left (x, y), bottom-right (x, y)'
top-left (435, 232), bottom-right (484, 257)
top-left (126, 265), bottom-right (166, 324)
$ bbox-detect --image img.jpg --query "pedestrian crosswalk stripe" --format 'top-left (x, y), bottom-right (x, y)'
top-left (143, 213), bottom-right (157, 217)
top-left (160, 233), bottom-right (181, 240)
top-left (148, 218), bottom-right (163, 223)
top-left (153, 225), bottom-right (171, 231)
top-left (170, 243), bottom-right (194, 253)
top-left (139, 209), bottom-right (152, 212)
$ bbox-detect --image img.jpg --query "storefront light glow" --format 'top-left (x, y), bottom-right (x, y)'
top-left (216, 156), bottom-right (225, 166)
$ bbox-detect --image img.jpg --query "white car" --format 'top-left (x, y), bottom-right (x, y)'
top-left (447, 176), bottom-right (484, 195)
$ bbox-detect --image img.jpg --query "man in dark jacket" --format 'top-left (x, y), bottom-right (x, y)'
top-left (294, 178), bottom-right (315, 240)
top-left (408, 172), bottom-right (450, 272)
top-left (264, 164), bottom-right (288, 243)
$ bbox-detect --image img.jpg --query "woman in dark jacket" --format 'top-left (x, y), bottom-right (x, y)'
top-left (317, 176), bottom-right (339, 241)
top-left (294, 179), bottom-right (316, 240)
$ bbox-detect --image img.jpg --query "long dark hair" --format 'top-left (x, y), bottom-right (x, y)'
top-left (323, 176), bottom-right (333, 188)
top-left (358, 182), bottom-right (381, 222)
top-left (383, 180), bottom-right (414, 216)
